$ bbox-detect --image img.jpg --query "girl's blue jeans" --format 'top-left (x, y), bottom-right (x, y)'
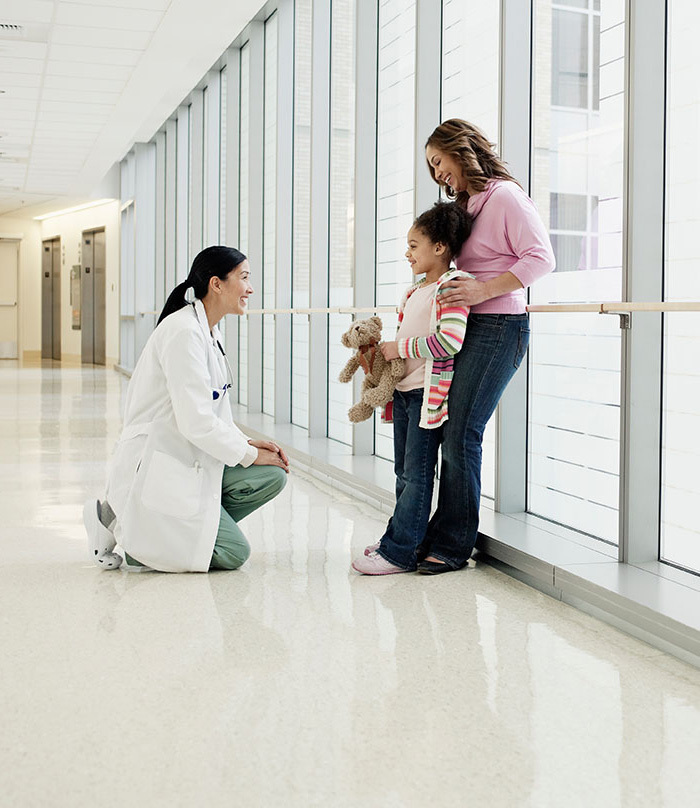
top-left (377, 388), bottom-right (443, 571)
top-left (418, 313), bottom-right (530, 569)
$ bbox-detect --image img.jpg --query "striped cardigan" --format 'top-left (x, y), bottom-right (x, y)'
top-left (383, 268), bottom-right (472, 429)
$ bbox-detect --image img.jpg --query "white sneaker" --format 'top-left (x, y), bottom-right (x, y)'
top-left (364, 542), bottom-right (380, 556)
top-left (83, 498), bottom-right (122, 570)
top-left (97, 552), bottom-right (123, 570)
top-left (351, 551), bottom-right (408, 575)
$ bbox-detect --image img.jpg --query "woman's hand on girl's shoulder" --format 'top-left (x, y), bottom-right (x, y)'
top-left (439, 276), bottom-right (490, 307)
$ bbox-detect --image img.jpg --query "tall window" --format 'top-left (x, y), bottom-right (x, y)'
top-left (528, 0), bottom-right (624, 544)
top-left (292, 0), bottom-right (312, 429)
top-left (441, 0), bottom-right (499, 136)
top-left (327, 0), bottom-right (356, 445)
top-left (263, 13), bottom-right (278, 417)
top-left (176, 105), bottom-right (190, 281)
top-left (661, 0), bottom-right (700, 574)
top-left (374, 0), bottom-right (417, 461)
top-left (202, 85), bottom-right (210, 245)
top-left (441, 0), bottom-right (500, 498)
top-left (219, 68), bottom-right (227, 242)
top-left (238, 43), bottom-right (250, 406)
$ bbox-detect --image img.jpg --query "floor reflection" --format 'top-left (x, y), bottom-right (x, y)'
top-left (0, 364), bottom-right (699, 807)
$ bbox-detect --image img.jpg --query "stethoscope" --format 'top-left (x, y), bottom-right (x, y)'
top-left (213, 339), bottom-right (234, 400)
top-left (190, 301), bottom-right (234, 401)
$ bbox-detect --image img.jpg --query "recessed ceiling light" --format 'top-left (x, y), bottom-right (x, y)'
top-left (33, 198), bottom-right (116, 220)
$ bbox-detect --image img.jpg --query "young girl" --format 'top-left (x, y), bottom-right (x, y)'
top-left (351, 202), bottom-right (473, 575)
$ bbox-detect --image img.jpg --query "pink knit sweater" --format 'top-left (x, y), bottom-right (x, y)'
top-left (455, 179), bottom-right (555, 313)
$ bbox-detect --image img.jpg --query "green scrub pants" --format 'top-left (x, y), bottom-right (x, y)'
top-left (209, 464), bottom-right (287, 570)
top-left (126, 464), bottom-right (287, 570)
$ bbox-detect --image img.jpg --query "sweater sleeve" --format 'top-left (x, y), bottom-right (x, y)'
top-left (397, 301), bottom-right (469, 359)
top-left (498, 184), bottom-right (556, 288)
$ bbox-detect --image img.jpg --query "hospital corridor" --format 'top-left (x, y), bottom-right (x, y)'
top-left (2, 0), bottom-right (700, 805)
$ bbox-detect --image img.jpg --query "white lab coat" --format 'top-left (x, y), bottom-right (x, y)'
top-left (106, 299), bottom-right (257, 572)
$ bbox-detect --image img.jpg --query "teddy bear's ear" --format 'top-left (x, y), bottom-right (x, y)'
top-left (369, 315), bottom-right (383, 330)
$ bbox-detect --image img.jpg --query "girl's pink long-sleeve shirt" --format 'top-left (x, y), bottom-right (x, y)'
top-left (455, 179), bottom-right (556, 314)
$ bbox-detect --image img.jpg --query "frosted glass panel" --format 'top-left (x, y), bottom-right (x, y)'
top-left (661, 0), bottom-right (700, 574)
top-left (375, 0), bottom-right (416, 461)
top-left (263, 14), bottom-right (278, 417)
top-left (292, 0), bottom-right (312, 430)
top-left (219, 67), bottom-right (227, 243)
top-left (528, 0), bottom-right (624, 544)
top-left (238, 43), bottom-right (250, 406)
top-left (328, 0), bottom-right (356, 445)
top-left (441, 0), bottom-right (499, 138)
top-left (441, 0), bottom-right (500, 498)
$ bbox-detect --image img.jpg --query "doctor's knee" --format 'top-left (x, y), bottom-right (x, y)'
top-left (266, 465), bottom-right (287, 497)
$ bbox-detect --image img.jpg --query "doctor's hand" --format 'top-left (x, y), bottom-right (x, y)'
top-left (250, 440), bottom-right (290, 473)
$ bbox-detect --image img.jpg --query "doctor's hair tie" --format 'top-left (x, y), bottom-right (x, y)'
top-left (184, 286), bottom-right (196, 304)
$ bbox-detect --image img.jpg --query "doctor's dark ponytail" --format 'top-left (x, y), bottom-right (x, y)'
top-left (157, 245), bottom-right (247, 325)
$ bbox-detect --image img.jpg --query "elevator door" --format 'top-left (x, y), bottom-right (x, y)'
top-left (0, 240), bottom-right (19, 359)
top-left (41, 238), bottom-right (61, 360)
top-left (81, 229), bottom-right (106, 365)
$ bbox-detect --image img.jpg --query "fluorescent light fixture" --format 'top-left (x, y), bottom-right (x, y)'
top-left (33, 198), bottom-right (116, 221)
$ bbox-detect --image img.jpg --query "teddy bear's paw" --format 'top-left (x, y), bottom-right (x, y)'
top-left (348, 402), bottom-right (374, 423)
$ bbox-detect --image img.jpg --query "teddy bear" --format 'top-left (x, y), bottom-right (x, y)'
top-left (338, 316), bottom-right (405, 423)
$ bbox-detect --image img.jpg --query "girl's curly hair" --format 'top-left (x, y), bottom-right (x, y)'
top-left (413, 201), bottom-right (473, 261)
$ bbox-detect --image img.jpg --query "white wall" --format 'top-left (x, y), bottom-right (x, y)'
top-left (0, 216), bottom-right (42, 357)
top-left (39, 201), bottom-right (121, 364)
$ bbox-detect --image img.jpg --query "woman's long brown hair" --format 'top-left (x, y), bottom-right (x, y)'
top-left (425, 119), bottom-right (519, 204)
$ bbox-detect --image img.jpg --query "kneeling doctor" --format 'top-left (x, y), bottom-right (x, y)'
top-left (84, 246), bottom-right (288, 572)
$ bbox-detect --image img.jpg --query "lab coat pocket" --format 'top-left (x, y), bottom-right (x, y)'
top-left (140, 450), bottom-right (203, 520)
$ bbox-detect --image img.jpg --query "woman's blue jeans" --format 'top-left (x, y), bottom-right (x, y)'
top-left (419, 313), bottom-right (530, 569)
top-left (377, 389), bottom-right (443, 571)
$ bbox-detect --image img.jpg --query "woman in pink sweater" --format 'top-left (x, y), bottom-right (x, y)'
top-left (415, 118), bottom-right (555, 574)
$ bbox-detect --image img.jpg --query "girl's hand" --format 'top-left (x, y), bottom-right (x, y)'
top-left (439, 276), bottom-right (491, 307)
top-left (250, 440), bottom-right (290, 472)
top-left (380, 341), bottom-right (400, 361)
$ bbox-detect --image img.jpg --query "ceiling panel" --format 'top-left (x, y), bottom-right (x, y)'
top-left (0, 112), bottom-right (37, 122)
top-left (42, 88), bottom-right (121, 105)
top-left (52, 25), bottom-right (154, 51)
top-left (0, 97), bottom-right (40, 110)
top-left (43, 74), bottom-right (127, 93)
top-left (55, 4), bottom-right (165, 32)
top-left (0, 57), bottom-right (44, 74)
top-left (0, 87), bottom-right (41, 101)
top-left (0, 73), bottom-right (43, 88)
top-left (61, 0), bottom-right (173, 10)
top-left (0, 41), bottom-right (48, 60)
top-left (0, 1), bottom-right (55, 25)
top-left (37, 115), bottom-right (105, 128)
top-left (32, 132), bottom-right (98, 143)
top-left (41, 100), bottom-right (113, 114)
top-left (48, 44), bottom-right (143, 67)
top-left (46, 61), bottom-right (133, 80)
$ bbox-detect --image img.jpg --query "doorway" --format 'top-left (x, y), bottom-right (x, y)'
top-left (41, 237), bottom-right (61, 360)
top-left (0, 239), bottom-right (19, 359)
top-left (81, 229), bottom-right (106, 365)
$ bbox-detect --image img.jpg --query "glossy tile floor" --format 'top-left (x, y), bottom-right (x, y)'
top-left (2, 364), bottom-right (700, 808)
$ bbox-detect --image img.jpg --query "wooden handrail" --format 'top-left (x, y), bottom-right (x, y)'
top-left (135, 301), bottom-right (700, 317)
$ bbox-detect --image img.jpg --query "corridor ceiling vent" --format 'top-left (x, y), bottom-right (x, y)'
top-left (0, 22), bottom-right (49, 43)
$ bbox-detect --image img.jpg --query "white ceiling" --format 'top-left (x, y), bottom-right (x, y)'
top-left (0, 0), bottom-right (263, 217)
